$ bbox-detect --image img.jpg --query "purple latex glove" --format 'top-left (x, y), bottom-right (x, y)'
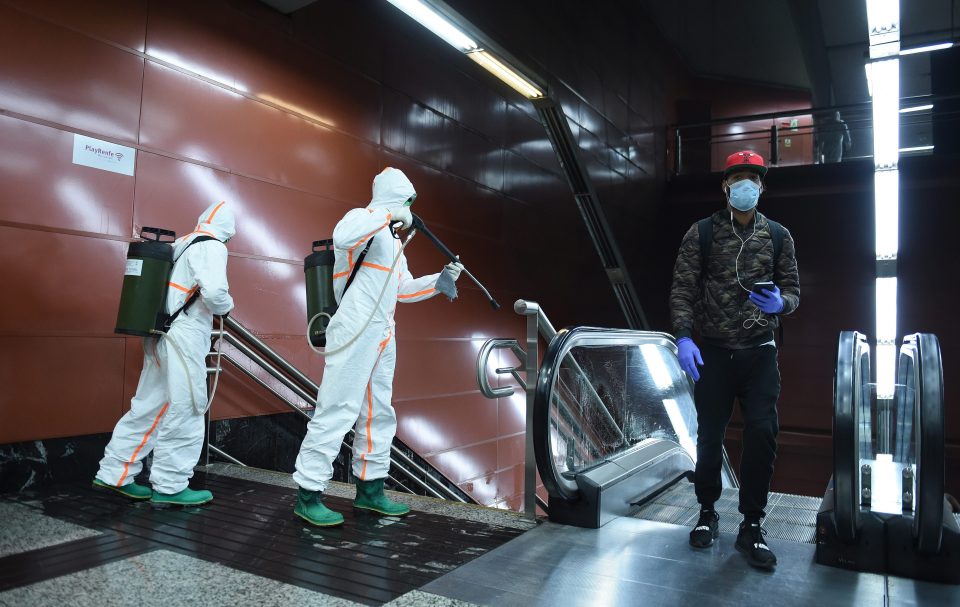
top-left (677, 337), bottom-right (704, 382)
top-left (749, 284), bottom-right (784, 314)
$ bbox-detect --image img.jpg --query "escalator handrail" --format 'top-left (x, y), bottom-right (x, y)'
top-left (913, 333), bottom-right (946, 553)
top-left (833, 330), bottom-right (867, 543)
top-left (533, 326), bottom-right (681, 501)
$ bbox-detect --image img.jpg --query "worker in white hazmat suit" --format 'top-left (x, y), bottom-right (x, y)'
top-left (94, 201), bottom-right (235, 506)
top-left (293, 167), bottom-right (462, 527)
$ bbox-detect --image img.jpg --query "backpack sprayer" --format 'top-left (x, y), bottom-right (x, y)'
top-left (114, 226), bottom-right (225, 414)
top-left (304, 213), bottom-right (499, 355)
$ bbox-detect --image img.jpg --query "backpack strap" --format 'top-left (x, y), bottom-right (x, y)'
top-left (697, 217), bottom-right (713, 263)
top-left (767, 219), bottom-right (784, 262)
top-left (160, 235), bottom-right (219, 331)
top-left (342, 237), bottom-right (375, 297)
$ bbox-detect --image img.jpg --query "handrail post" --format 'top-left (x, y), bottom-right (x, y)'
top-left (515, 299), bottom-right (540, 520)
top-left (673, 127), bottom-right (682, 176)
top-left (770, 123), bottom-right (780, 165)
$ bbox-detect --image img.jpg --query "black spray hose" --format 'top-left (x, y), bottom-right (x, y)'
top-left (411, 213), bottom-right (500, 310)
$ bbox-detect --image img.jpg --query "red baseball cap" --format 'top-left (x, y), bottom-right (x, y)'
top-left (723, 150), bottom-right (768, 178)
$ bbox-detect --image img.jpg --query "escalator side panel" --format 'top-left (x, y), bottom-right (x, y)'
top-left (548, 441), bottom-right (693, 529)
top-left (815, 480), bottom-right (886, 574)
top-left (885, 497), bottom-right (960, 585)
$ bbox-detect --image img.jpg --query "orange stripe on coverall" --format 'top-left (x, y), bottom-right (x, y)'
top-left (397, 288), bottom-right (435, 299)
top-left (204, 201), bottom-right (226, 224)
top-left (359, 330), bottom-right (392, 480)
top-left (117, 402), bottom-right (170, 486)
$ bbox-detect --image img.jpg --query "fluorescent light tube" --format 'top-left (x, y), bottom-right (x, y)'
top-left (467, 50), bottom-right (543, 98)
top-left (385, 0), bottom-right (477, 51)
top-left (899, 104), bottom-right (933, 113)
top-left (871, 58), bottom-right (900, 168)
top-left (876, 277), bottom-right (897, 342)
top-left (874, 170), bottom-right (898, 259)
top-left (876, 343), bottom-right (897, 399)
top-left (900, 42), bottom-right (954, 55)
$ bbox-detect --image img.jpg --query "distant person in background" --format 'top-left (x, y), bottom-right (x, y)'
top-left (817, 111), bottom-right (852, 163)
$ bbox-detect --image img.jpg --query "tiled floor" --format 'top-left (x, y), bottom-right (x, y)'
top-left (0, 501), bottom-right (102, 558)
top-left (0, 470), bottom-right (523, 606)
top-left (0, 549), bottom-right (362, 607)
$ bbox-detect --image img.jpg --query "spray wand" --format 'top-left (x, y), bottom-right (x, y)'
top-left (411, 214), bottom-right (500, 311)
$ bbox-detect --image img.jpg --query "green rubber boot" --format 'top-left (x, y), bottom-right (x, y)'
top-left (150, 487), bottom-right (213, 507)
top-left (93, 478), bottom-right (152, 500)
top-left (353, 478), bottom-right (410, 516)
top-left (294, 488), bottom-right (344, 527)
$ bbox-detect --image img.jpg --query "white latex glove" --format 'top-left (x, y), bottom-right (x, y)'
top-left (443, 262), bottom-right (464, 281)
top-left (391, 206), bottom-right (413, 230)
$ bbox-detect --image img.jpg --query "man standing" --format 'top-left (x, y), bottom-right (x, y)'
top-left (95, 201), bottom-right (235, 506)
top-left (817, 111), bottom-right (852, 163)
top-left (293, 167), bottom-right (462, 527)
top-left (669, 151), bottom-right (800, 570)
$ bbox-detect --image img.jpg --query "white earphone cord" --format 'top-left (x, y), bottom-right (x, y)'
top-left (730, 211), bottom-right (769, 330)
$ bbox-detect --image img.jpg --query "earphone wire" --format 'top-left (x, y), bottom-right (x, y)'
top-left (730, 210), bottom-right (768, 330)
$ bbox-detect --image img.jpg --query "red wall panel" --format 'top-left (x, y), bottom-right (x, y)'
top-left (146, 0), bottom-right (382, 143)
top-left (0, 227), bottom-right (128, 336)
top-left (0, 336), bottom-right (126, 442)
top-left (138, 60), bottom-right (380, 201)
top-left (0, 115), bottom-right (134, 237)
top-left (0, 3), bottom-right (143, 142)
top-left (4, 0), bottom-right (148, 52)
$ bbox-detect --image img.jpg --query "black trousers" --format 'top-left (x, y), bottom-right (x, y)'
top-left (693, 342), bottom-right (780, 519)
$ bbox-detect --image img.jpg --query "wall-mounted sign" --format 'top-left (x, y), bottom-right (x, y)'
top-left (72, 134), bottom-right (135, 176)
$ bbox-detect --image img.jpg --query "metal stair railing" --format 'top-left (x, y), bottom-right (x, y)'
top-left (204, 315), bottom-right (471, 503)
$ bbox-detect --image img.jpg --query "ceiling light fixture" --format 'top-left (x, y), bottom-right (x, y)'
top-left (385, 0), bottom-right (544, 99)
top-left (899, 41), bottom-right (954, 55)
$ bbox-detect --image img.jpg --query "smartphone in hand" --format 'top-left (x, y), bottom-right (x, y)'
top-left (752, 281), bottom-right (775, 295)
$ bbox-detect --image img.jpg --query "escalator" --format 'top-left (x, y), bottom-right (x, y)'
top-left (816, 331), bottom-right (960, 584)
top-left (532, 327), bottom-right (736, 528)
top-left (528, 323), bottom-right (958, 584)
top-left (424, 319), bottom-right (960, 605)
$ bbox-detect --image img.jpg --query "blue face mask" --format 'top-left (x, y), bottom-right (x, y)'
top-left (728, 179), bottom-right (760, 211)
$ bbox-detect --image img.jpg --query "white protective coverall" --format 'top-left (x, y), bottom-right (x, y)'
top-left (293, 168), bottom-right (454, 491)
top-left (97, 201), bottom-right (235, 494)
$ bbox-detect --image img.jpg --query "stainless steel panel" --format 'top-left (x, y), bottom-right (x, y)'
top-left (423, 518), bottom-right (888, 607)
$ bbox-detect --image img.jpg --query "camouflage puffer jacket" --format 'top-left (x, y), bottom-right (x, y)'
top-left (670, 210), bottom-right (800, 349)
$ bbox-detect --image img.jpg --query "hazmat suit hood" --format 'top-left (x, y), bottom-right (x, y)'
top-left (173, 201), bottom-right (236, 257)
top-left (367, 168), bottom-right (416, 210)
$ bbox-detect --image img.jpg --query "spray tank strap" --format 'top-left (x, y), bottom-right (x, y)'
top-left (157, 235), bottom-right (219, 332)
top-left (174, 235), bottom-right (218, 262)
top-left (342, 237), bottom-right (374, 297)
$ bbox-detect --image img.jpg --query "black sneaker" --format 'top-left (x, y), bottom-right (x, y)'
top-left (689, 509), bottom-right (719, 548)
top-left (735, 521), bottom-right (778, 570)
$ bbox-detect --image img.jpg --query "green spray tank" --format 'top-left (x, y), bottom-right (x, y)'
top-left (115, 227), bottom-right (176, 336)
top-left (304, 239), bottom-right (337, 347)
